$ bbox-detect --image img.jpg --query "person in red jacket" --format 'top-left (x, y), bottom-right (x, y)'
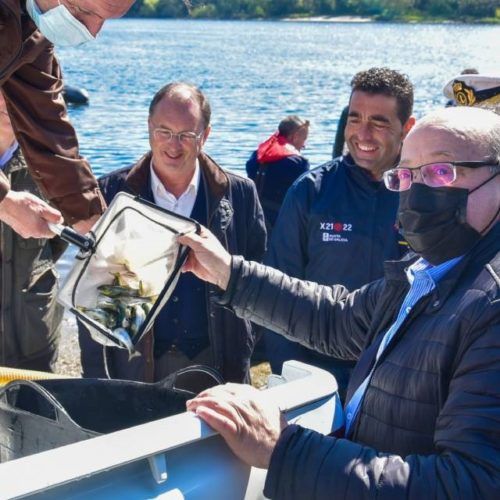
top-left (246, 116), bottom-right (310, 232)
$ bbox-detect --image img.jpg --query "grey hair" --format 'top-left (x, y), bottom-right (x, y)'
top-left (413, 107), bottom-right (500, 164)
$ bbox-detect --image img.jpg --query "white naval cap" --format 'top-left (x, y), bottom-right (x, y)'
top-left (443, 74), bottom-right (500, 111)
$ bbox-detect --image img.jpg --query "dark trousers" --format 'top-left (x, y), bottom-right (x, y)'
top-left (154, 347), bottom-right (212, 381)
top-left (3, 348), bottom-right (58, 373)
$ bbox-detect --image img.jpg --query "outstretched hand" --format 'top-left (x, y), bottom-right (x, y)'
top-left (178, 226), bottom-right (232, 290)
top-left (0, 190), bottom-right (63, 239)
top-left (187, 383), bottom-right (287, 469)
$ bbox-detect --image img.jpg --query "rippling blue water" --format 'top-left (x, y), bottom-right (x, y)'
top-left (58, 19), bottom-right (499, 177)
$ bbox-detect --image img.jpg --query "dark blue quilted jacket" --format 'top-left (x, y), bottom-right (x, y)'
top-left (221, 223), bottom-right (500, 499)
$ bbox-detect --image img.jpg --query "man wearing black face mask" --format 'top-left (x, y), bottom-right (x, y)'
top-left (179, 106), bottom-right (500, 498)
top-left (384, 102), bottom-right (499, 261)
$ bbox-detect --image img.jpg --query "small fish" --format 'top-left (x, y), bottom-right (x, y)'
top-left (78, 307), bottom-right (116, 329)
top-left (112, 327), bottom-right (140, 360)
top-left (79, 267), bottom-right (157, 341)
top-left (120, 304), bottom-right (132, 329)
top-left (114, 296), bottom-right (149, 307)
top-left (96, 294), bottom-right (119, 311)
top-left (111, 270), bottom-right (141, 290)
top-left (98, 284), bottom-right (140, 298)
top-left (129, 304), bottom-right (146, 338)
top-left (141, 302), bottom-right (153, 315)
top-left (112, 327), bottom-right (134, 353)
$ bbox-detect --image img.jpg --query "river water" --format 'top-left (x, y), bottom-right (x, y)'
top-left (59, 18), bottom-right (499, 175)
top-left (56, 18), bottom-right (499, 275)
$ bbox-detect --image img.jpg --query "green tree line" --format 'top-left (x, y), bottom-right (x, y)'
top-left (126, 0), bottom-right (499, 20)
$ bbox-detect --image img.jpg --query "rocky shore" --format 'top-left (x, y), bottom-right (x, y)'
top-left (53, 314), bottom-right (82, 378)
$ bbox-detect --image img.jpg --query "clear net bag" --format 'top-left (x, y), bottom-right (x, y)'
top-left (58, 193), bottom-right (199, 353)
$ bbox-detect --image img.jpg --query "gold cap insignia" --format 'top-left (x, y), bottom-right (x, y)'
top-left (452, 80), bottom-right (476, 106)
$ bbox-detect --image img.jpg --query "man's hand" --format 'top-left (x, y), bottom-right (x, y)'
top-left (178, 226), bottom-right (232, 290)
top-left (0, 190), bottom-right (63, 239)
top-left (186, 383), bottom-right (287, 469)
top-left (72, 214), bottom-right (100, 235)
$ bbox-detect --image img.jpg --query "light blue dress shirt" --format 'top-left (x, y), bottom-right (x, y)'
top-left (344, 254), bottom-right (463, 437)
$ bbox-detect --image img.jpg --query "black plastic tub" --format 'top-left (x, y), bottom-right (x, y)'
top-left (0, 366), bottom-right (223, 464)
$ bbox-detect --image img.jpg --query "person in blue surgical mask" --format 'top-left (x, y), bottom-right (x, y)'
top-left (25, 0), bottom-right (97, 46)
top-left (26, 0), bottom-right (137, 44)
top-left (0, 0), bottom-right (138, 240)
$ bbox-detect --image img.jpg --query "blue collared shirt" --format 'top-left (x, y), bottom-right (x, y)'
top-left (344, 254), bottom-right (463, 437)
top-left (0, 141), bottom-right (18, 170)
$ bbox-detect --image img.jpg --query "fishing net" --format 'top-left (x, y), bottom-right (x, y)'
top-left (58, 193), bottom-right (199, 352)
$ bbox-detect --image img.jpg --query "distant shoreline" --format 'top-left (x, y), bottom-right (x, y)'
top-left (280, 15), bottom-right (499, 24)
top-left (125, 15), bottom-right (499, 25)
top-left (282, 15), bottom-right (373, 23)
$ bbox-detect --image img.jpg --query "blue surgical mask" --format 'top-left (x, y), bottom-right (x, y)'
top-left (26, 0), bottom-right (95, 47)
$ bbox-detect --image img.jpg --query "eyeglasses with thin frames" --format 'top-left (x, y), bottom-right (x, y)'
top-left (383, 161), bottom-right (499, 192)
top-left (152, 127), bottom-right (205, 146)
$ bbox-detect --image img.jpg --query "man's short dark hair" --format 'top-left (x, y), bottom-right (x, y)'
top-left (350, 67), bottom-right (414, 124)
top-left (149, 82), bottom-right (211, 129)
top-left (278, 115), bottom-right (310, 137)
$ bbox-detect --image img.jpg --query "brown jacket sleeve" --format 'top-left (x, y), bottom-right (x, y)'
top-left (1, 4), bottom-right (105, 224)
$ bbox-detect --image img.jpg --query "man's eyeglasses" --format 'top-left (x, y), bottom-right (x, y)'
top-left (152, 127), bottom-right (204, 146)
top-left (383, 161), bottom-right (499, 192)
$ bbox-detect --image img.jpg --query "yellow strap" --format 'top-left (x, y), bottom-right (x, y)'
top-left (0, 366), bottom-right (72, 387)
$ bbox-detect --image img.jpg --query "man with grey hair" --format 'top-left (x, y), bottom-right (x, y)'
top-left (180, 106), bottom-right (500, 498)
top-left (79, 82), bottom-right (266, 384)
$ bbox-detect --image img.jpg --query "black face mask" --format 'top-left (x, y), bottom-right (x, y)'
top-left (398, 177), bottom-right (498, 265)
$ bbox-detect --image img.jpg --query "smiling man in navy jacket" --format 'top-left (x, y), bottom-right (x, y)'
top-left (264, 68), bottom-right (415, 401)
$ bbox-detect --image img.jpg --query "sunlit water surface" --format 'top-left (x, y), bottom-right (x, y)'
top-left (57, 19), bottom-right (499, 274)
